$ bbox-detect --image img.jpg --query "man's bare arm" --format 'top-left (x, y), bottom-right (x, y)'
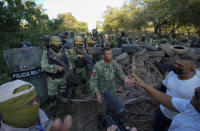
top-left (132, 74), bottom-right (178, 112)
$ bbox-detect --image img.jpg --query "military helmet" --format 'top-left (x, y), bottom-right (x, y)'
top-left (100, 32), bottom-right (105, 36)
top-left (64, 31), bottom-right (69, 36)
top-left (108, 34), bottom-right (114, 40)
top-left (50, 36), bottom-right (62, 45)
top-left (153, 34), bottom-right (158, 39)
top-left (80, 32), bottom-right (85, 37)
top-left (58, 34), bottom-right (65, 39)
top-left (75, 36), bottom-right (84, 45)
top-left (121, 30), bottom-right (126, 35)
top-left (92, 29), bottom-right (97, 33)
top-left (20, 41), bottom-right (32, 48)
top-left (160, 38), bottom-right (168, 43)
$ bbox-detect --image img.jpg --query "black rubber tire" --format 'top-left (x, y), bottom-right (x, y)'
top-left (114, 52), bottom-right (128, 62)
top-left (111, 48), bottom-right (122, 56)
top-left (140, 45), bottom-right (159, 51)
top-left (119, 56), bottom-right (130, 65)
top-left (86, 47), bottom-right (103, 55)
top-left (148, 51), bottom-right (165, 58)
top-left (159, 44), bottom-right (175, 57)
top-left (121, 44), bottom-right (139, 53)
top-left (170, 45), bottom-right (189, 55)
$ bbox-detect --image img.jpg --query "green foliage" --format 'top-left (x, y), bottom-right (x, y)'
top-left (0, 0), bottom-right (88, 74)
top-left (102, 0), bottom-right (200, 36)
top-left (58, 12), bottom-right (88, 33)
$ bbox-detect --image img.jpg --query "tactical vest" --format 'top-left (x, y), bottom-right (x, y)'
top-left (119, 36), bottom-right (128, 47)
top-left (74, 57), bottom-right (87, 68)
top-left (73, 48), bottom-right (87, 68)
top-left (46, 48), bottom-right (68, 78)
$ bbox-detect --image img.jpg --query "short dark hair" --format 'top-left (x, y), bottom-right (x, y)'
top-left (179, 56), bottom-right (197, 66)
top-left (102, 46), bottom-right (111, 55)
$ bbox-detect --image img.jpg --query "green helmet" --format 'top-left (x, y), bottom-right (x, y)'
top-left (108, 34), bottom-right (114, 40)
top-left (153, 34), bottom-right (158, 39)
top-left (80, 32), bottom-right (85, 37)
top-left (92, 29), bottom-right (97, 34)
top-left (75, 36), bottom-right (84, 45)
top-left (50, 36), bottom-right (62, 45)
top-left (100, 32), bottom-right (105, 36)
top-left (160, 38), bottom-right (168, 43)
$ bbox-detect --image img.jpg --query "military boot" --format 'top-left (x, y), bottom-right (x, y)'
top-left (49, 95), bottom-right (57, 118)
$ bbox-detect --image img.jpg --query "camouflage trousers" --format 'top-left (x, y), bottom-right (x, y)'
top-left (98, 98), bottom-right (107, 116)
top-left (74, 67), bottom-right (87, 90)
top-left (98, 88), bottom-right (116, 116)
top-left (47, 77), bottom-right (67, 107)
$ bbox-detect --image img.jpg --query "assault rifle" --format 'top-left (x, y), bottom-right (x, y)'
top-left (72, 47), bottom-right (95, 70)
top-left (103, 91), bottom-right (130, 131)
top-left (48, 52), bottom-right (82, 87)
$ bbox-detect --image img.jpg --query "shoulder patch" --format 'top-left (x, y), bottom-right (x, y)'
top-left (92, 69), bottom-right (97, 76)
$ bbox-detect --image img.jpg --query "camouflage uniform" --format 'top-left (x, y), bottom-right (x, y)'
top-left (117, 30), bottom-right (129, 47)
top-left (107, 34), bottom-right (117, 48)
top-left (69, 36), bottom-right (88, 97)
top-left (152, 34), bottom-right (158, 46)
top-left (41, 36), bottom-right (73, 108)
top-left (140, 34), bottom-right (148, 44)
top-left (86, 35), bottom-right (96, 47)
top-left (80, 32), bottom-right (87, 48)
top-left (66, 31), bottom-right (75, 48)
top-left (89, 60), bottom-right (126, 116)
top-left (180, 36), bottom-right (190, 47)
top-left (135, 35), bottom-right (140, 44)
top-left (99, 32), bottom-right (106, 47)
top-left (91, 29), bottom-right (102, 47)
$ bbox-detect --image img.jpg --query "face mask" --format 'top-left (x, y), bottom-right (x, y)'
top-left (171, 65), bottom-right (184, 76)
top-left (0, 90), bottom-right (39, 128)
top-left (51, 45), bottom-right (61, 52)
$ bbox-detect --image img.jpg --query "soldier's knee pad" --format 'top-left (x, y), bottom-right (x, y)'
top-left (48, 95), bottom-right (56, 102)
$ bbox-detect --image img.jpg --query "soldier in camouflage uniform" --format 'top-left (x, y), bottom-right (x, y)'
top-left (89, 47), bottom-right (131, 129)
top-left (86, 34), bottom-right (97, 47)
top-left (180, 35), bottom-right (190, 47)
top-left (66, 31), bottom-right (75, 48)
top-left (152, 34), bottom-right (158, 46)
top-left (41, 36), bottom-right (73, 117)
top-left (69, 36), bottom-right (88, 97)
top-left (135, 35), bottom-right (140, 44)
top-left (80, 32), bottom-right (87, 48)
top-left (91, 29), bottom-right (102, 47)
top-left (140, 34), bottom-right (148, 44)
top-left (106, 34), bottom-right (117, 48)
top-left (117, 30), bottom-right (129, 47)
top-left (99, 32), bottom-right (106, 47)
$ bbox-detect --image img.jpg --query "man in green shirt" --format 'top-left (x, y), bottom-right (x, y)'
top-left (89, 47), bottom-right (131, 129)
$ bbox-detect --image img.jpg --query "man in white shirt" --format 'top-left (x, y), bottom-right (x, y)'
top-left (132, 74), bottom-right (200, 131)
top-left (154, 56), bottom-right (200, 131)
